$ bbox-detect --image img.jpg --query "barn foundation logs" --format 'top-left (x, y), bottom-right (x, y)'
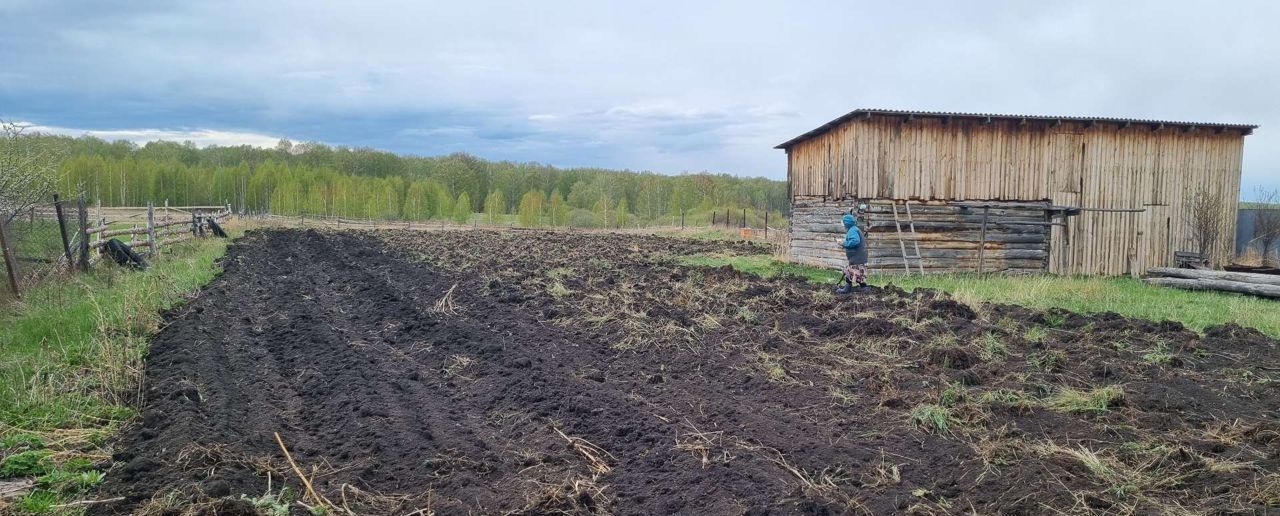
top-left (789, 196), bottom-right (1051, 274)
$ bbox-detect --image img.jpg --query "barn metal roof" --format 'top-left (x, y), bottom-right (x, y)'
top-left (774, 108), bottom-right (1258, 150)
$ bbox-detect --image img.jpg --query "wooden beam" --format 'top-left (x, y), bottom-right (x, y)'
top-left (1147, 267), bottom-right (1280, 287)
top-left (1145, 277), bottom-right (1280, 298)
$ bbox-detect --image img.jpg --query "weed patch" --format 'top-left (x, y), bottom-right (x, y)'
top-left (1046, 385), bottom-right (1125, 412)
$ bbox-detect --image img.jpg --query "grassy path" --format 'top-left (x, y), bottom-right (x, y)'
top-left (0, 236), bottom-right (231, 513)
top-left (680, 254), bottom-right (1280, 337)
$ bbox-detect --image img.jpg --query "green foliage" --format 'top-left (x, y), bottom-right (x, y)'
top-left (676, 255), bottom-right (841, 283)
top-left (910, 403), bottom-right (953, 435)
top-left (548, 191), bottom-right (569, 226)
top-left (47, 135), bottom-right (787, 225)
top-left (483, 190), bottom-right (506, 223)
top-left (1142, 343), bottom-right (1175, 365)
top-left (17, 489), bottom-right (58, 513)
top-left (1, 433), bottom-right (44, 450)
top-left (0, 237), bottom-right (230, 509)
top-left (1043, 312), bottom-right (1068, 328)
top-left (517, 190), bottom-right (545, 227)
top-left (615, 196), bottom-right (630, 227)
top-left (939, 383), bottom-right (966, 407)
top-left (979, 333), bottom-right (1008, 362)
top-left (1027, 349), bottom-right (1067, 372)
top-left (37, 468), bottom-right (104, 494)
top-left (1046, 385), bottom-right (1125, 412)
top-left (681, 254), bottom-right (1280, 337)
top-left (976, 389), bottom-right (1030, 405)
top-left (453, 192), bottom-right (472, 223)
top-left (241, 487), bottom-right (296, 516)
top-left (1, 449), bottom-right (51, 477)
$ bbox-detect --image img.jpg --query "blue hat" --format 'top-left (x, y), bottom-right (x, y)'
top-left (842, 213), bottom-right (856, 228)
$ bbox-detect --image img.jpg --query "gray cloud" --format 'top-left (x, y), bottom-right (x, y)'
top-left (0, 0), bottom-right (1276, 194)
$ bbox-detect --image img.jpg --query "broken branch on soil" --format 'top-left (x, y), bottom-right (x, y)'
top-left (432, 283), bottom-right (460, 315)
top-left (273, 431), bottom-right (345, 513)
top-left (553, 426), bottom-right (615, 475)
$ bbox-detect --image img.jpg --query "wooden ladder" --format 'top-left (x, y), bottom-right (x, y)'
top-left (891, 200), bottom-right (925, 275)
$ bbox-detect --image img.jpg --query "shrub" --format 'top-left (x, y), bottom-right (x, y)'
top-left (568, 209), bottom-right (605, 228)
top-left (1, 449), bottom-right (52, 478)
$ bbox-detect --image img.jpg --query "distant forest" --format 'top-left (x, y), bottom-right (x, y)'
top-left (46, 136), bottom-right (788, 227)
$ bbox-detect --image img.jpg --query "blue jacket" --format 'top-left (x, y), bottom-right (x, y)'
top-left (842, 213), bottom-right (862, 249)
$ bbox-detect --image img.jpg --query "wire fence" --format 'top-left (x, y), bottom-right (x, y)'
top-left (0, 198), bottom-right (82, 303)
top-left (0, 196), bottom-right (232, 303)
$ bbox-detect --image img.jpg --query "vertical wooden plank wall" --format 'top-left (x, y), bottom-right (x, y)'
top-left (786, 116), bottom-right (1246, 275)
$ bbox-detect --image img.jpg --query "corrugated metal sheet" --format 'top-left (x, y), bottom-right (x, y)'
top-left (1237, 208), bottom-right (1280, 258)
top-left (776, 108), bottom-right (1258, 150)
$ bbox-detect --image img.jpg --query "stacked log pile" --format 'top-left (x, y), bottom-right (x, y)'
top-left (1144, 267), bottom-right (1280, 298)
top-left (790, 197), bottom-right (1052, 273)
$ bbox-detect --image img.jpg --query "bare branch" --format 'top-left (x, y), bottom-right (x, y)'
top-left (0, 120), bottom-right (67, 221)
top-left (1252, 187), bottom-right (1280, 267)
top-left (1181, 187), bottom-right (1226, 265)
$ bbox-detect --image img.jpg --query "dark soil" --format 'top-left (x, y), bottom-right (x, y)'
top-left (93, 229), bottom-right (1280, 515)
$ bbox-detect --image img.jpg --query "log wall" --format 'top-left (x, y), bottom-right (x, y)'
top-left (785, 115), bottom-right (1247, 275)
top-left (790, 197), bottom-right (1050, 274)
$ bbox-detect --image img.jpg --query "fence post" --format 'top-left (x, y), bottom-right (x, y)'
top-left (764, 210), bottom-right (768, 239)
top-left (77, 196), bottom-right (89, 272)
top-left (681, 209), bottom-right (685, 230)
top-left (147, 202), bottom-right (156, 256)
top-left (742, 208), bottom-right (746, 228)
top-left (0, 219), bottom-right (20, 299)
top-left (53, 194), bottom-right (76, 272)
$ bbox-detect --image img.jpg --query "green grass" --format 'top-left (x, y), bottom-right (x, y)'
top-left (909, 403), bottom-right (954, 435)
top-left (676, 254), bottom-right (1280, 337)
top-left (0, 233), bottom-right (231, 512)
top-left (678, 253), bottom-right (836, 282)
top-left (1045, 385), bottom-right (1125, 413)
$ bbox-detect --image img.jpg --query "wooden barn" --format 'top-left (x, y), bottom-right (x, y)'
top-left (778, 109), bottom-right (1256, 275)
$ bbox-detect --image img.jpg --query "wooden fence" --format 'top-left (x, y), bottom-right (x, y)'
top-left (0, 198), bottom-right (231, 300)
top-left (83, 203), bottom-right (232, 266)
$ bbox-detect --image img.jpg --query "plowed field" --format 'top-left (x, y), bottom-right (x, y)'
top-left (94, 229), bottom-right (1280, 515)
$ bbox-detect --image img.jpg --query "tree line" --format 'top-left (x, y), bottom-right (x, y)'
top-left (46, 136), bottom-right (788, 228)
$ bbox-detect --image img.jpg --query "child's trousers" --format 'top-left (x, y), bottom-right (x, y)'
top-left (843, 264), bottom-right (867, 285)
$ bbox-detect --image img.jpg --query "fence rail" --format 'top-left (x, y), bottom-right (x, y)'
top-left (0, 197), bottom-right (231, 301)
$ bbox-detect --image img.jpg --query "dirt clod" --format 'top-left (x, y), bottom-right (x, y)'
top-left (91, 229), bottom-right (1280, 515)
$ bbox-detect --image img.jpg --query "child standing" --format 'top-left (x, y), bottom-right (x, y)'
top-left (836, 210), bottom-right (868, 294)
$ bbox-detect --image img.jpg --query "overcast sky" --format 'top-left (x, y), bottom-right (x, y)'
top-left (2, 1), bottom-right (1276, 194)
